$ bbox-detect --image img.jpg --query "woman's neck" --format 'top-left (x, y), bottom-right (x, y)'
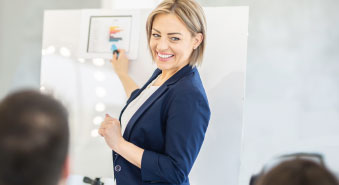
top-left (154, 65), bottom-right (185, 86)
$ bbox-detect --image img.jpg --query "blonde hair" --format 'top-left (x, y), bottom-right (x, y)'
top-left (146, 0), bottom-right (207, 66)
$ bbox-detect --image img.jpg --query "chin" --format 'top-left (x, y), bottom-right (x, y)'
top-left (155, 61), bottom-right (171, 71)
top-left (154, 58), bottom-right (173, 70)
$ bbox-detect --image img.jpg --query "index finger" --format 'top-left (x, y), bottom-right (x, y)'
top-left (117, 49), bottom-right (126, 55)
top-left (111, 52), bottom-right (118, 63)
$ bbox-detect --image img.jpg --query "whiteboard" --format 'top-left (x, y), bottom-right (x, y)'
top-left (41, 7), bottom-right (248, 185)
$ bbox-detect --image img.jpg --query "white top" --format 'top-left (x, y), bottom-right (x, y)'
top-left (121, 77), bottom-right (160, 135)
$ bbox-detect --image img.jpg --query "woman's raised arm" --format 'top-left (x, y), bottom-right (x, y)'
top-left (111, 49), bottom-right (139, 98)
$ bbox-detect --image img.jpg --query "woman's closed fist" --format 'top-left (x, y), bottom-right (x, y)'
top-left (99, 114), bottom-right (125, 152)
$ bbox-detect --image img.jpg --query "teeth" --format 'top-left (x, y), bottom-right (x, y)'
top-left (158, 53), bottom-right (174, 58)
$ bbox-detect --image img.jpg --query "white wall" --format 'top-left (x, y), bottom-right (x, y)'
top-left (101, 0), bottom-right (161, 9)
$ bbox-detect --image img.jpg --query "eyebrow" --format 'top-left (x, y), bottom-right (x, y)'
top-left (152, 28), bottom-right (182, 35)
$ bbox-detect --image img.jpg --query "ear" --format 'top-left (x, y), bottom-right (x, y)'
top-left (193, 33), bottom-right (203, 49)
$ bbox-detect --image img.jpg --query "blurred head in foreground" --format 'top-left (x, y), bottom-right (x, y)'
top-left (255, 158), bottom-right (339, 185)
top-left (0, 90), bottom-right (69, 185)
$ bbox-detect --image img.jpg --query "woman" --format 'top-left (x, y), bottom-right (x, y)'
top-left (99, 0), bottom-right (210, 184)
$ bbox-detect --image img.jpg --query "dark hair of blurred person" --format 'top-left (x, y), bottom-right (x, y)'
top-left (0, 90), bottom-right (69, 185)
top-left (255, 159), bottom-right (339, 185)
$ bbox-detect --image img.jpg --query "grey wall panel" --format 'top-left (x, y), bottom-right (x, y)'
top-left (240, 0), bottom-right (339, 184)
top-left (0, 0), bottom-right (100, 98)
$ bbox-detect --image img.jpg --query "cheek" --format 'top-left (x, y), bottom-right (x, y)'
top-left (178, 44), bottom-right (194, 58)
top-left (149, 40), bottom-right (156, 51)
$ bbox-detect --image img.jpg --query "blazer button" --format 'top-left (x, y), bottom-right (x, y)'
top-left (115, 165), bottom-right (121, 172)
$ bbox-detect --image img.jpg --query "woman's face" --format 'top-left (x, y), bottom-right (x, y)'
top-left (149, 13), bottom-right (202, 73)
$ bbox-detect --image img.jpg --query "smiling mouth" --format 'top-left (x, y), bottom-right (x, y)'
top-left (157, 52), bottom-right (174, 59)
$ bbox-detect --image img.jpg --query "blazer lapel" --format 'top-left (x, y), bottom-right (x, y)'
top-left (118, 69), bottom-right (161, 122)
top-left (123, 85), bottom-right (169, 140)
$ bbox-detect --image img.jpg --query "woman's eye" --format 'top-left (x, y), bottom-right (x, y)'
top-left (152, 33), bottom-right (160, 38)
top-left (170, 37), bottom-right (180, 41)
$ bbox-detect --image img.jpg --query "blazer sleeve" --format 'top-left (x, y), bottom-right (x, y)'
top-left (140, 89), bottom-right (211, 184)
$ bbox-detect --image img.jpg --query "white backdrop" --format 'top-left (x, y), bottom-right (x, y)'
top-left (41, 7), bottom-right (248, 185)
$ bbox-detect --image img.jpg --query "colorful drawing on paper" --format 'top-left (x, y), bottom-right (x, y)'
top-left (87, 16), bottom-right (132, 54)
top-left (109, 26), bottom-right (123, 42)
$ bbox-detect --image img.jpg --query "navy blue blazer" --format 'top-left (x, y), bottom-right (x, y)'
top-left (113, 64), bottom-right (211, 185)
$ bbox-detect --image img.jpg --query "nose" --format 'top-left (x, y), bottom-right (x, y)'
top-left (156, 37), bottom-right (169, 51)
